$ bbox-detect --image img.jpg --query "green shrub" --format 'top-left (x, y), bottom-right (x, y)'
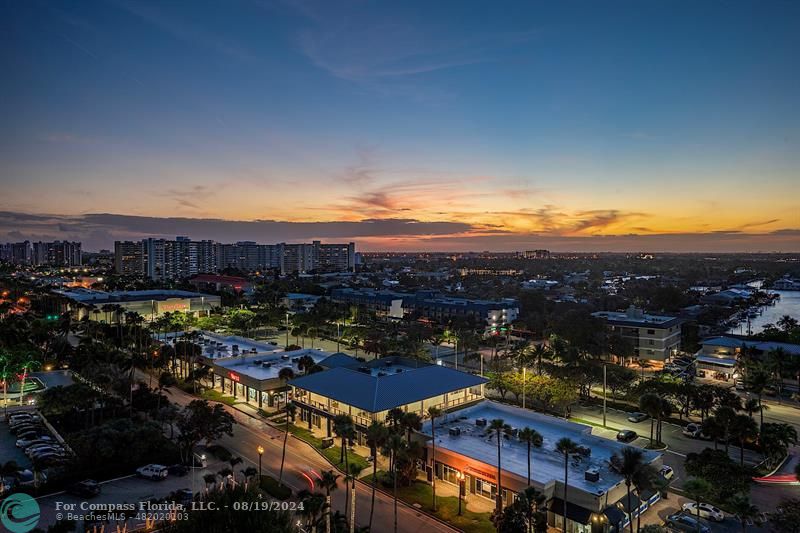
top-left (260, 474), bottom-right (292, 500)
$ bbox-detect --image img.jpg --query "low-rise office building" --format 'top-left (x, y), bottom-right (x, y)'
top-left (289, 356), bottom-right (487, 444)
top-left (422, 401), bottom-right (663, 533)
top-left (696, 335), bottom-right (800, 379)
top-left (55, 288), bottom-right (219, 322)
top-left (592, 306), bottom-right (682, 361)
top-left (330, 288), bottom-right (519, 327)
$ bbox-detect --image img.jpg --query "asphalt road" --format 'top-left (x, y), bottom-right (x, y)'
top-left (148, 370), bottom-right (456, 533)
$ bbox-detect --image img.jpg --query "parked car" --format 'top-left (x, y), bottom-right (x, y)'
top-left (25, 441), bottom-right (61, 451)
top-left (136, 464), bottom-right (168, 480)
top-left (683, 423), bottom-right (703, 438)
top-left (697, 369), bottom-right (706, 378)
top-left (735, 379), bottom-right (746, 391)
top-left (67, 479), bottom-right (101, 498)
top-left (9, 413), bottom-right (39, 424)
top-left (27, 448), bottom-right (66, 460)
top-left (16, 430), bottom-right (45, 441)
top-left (682, 502), bottom-right (725, 522)
top-left (169, 488), bottom-right (194, 505)
top-left (25, 444), bottom-right (62, 456)
top-left (764, 385), bottom-right (778, 396)
top-left (168, 464), bottom-right (189, 477)
top-left (17, 435), bottom-right (54, 448)
top-left (660, 465), bottom-right (674, 480)
top-left (617, 430), bottom-right (638, 443)
top-left (11, 423), bottom-right (43, 434)
top-left (29, 449), bottom-right (67, 460)
top-left (15, 469), bottom-right (47, 487)
top-left (666, 513), bottom-right (711, 533)
top-left (627, 412), bottom-right (649, 423)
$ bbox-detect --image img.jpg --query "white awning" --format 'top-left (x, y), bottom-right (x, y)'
top-left (696, 355), bottom-right (736, 368)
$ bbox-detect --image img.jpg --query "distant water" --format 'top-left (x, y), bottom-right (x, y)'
top-left (728, 289), bottom-right (800, 335)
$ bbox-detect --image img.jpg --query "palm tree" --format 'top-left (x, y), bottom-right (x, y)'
top-left (277, 367), bottom-right (295, 485)
top-left (555, 438), bottom-right (578, 533)
top-left (728, 493), bottom-right (758, 533)
top-left (530, 344), bottom-right (550, 375)
top-left (384, 432), bottom-right (406, 533)
top-left (683, 477), bottom-right (711, 533)
top-left (715, 405), bottom-right (737, 454)
top-left (0, 352), bottom-right (16, 416)
top-left (333, 414), bottom-right (355, 467)
top-left (365, 421), bottom-right (388, 531)
top-left (487, 418), bottom-right (511, 522)
top-left (427, 406), bottom-right (443, 511)
top-left (319, 469), bottom-right (340, 533)
top-left (639, 393), bottom-right (662, 446)
top-left (518, 486), bottom-right (546, 533)
top-left (731, 414), bottom-right (758, 466)
top-left (518, 427), bottom-right (543, 486)
top-left (17, 353), bottom-right (40, 406)
top-left (401, 411), bottom-right (422, 443)
top-left (747, 366), bottom-right (769, 427)
top-left (611, 447), bottom-right (644, 533)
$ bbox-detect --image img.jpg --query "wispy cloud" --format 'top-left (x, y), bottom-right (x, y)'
top-left (110, 0), bottom-right (254, 62)
top-left (284, 2), bottom-right (536, 83)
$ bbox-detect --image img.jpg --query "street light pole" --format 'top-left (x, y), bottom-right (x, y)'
top-left (257, 445), bottom-right (264, 479)
top-left (522, 366), bottom-right (527, 409)
top-left (457, 471), bottom-right (465, 515)
top-left (602, 363), bottom-right (607, 428)
top-left (337, 321), bottom-right (341, 352)
top-left (285, 312), bottom-right (289, 348)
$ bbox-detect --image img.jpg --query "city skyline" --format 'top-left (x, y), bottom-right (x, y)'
top-left (2, 1), bottom-right (799, 252)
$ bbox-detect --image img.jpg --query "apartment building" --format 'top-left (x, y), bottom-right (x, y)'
top-left (1, 240), bottom-right (82, 267)
top-left (592, 305), bottom-right (683, 361)
top-left (114, 237), bottom-right (356, 279)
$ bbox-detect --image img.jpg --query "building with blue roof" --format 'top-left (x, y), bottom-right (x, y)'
top-left (289, 356), bottom-right (487, 440)
top-left (696, 335), bottom-right (800, 378)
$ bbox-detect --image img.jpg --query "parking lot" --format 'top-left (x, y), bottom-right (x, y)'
top-left (35, 460), bottom-right (224, 531)
top-left (1, 414), bottom-right (32, 469)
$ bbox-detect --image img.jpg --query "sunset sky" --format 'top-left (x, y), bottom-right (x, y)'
top-left (1, 0), bottom-right (798, 252)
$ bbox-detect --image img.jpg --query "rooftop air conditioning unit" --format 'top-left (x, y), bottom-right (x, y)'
top-left (377, 372), bottom-right (387, 377)
top-left (386, 361), bottom-right (393, 367)
top-left (475, 418), bottom-right (487, 427)
top-left (395, 368), bottom-right (403, 373)
top-left (449, 427), bottom-right (461, 437)
top-left (584, 468), bottom-right (600, 482)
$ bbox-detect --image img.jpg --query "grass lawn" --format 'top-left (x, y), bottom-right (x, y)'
top-left (200, 389), bottom-right (236, 406)
top-left (570, 417), bottom-right (623, 432)
top-left (287, 424), bottom-right (370, 475)
top-left (364, 471), bottom-right (494, 533)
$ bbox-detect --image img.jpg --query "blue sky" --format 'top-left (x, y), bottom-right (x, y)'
top-left (1, 0), bottom-right (798, 251)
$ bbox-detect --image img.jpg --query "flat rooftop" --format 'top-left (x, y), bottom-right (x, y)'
top-left (55, 288), bottom-right (215, 303)
top-left (195, 332), bottom-right (285, 359)
top-left (421, 400), bottom-right (660, 495)
top-left (214, 348), bottom-right (332, 381)
top-left (592, 309), bottom-right (681, 328)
